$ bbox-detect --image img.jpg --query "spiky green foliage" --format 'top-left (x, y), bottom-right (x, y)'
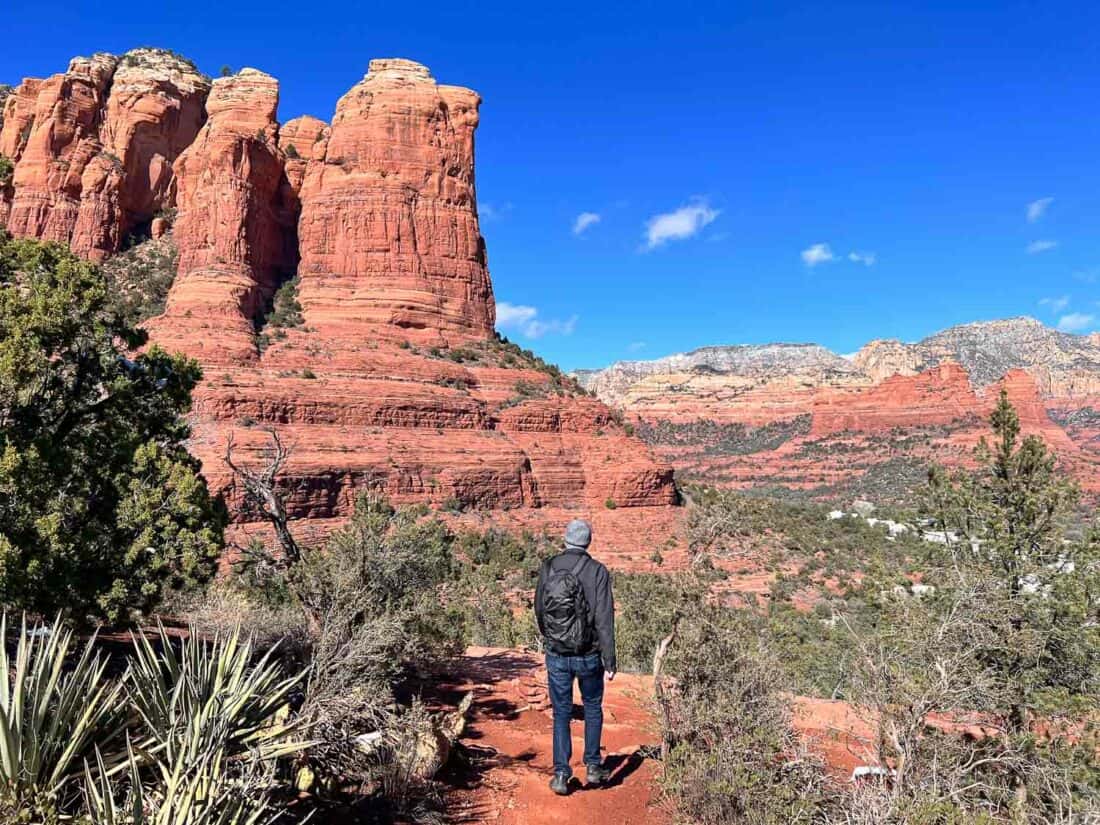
top-left (84, 738), bottom-right (276, 825)
top-left (0, 237), bottom-right (224, 622)
top-left (0, 615), bottom-right (126, 817)
top-left (127, 625), bottom-right (304, 764)
top-left (82, 627), bottom-right (307, 825)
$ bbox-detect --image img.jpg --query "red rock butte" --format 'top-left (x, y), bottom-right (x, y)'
top-left (0, 51), bottom-right (678, 548)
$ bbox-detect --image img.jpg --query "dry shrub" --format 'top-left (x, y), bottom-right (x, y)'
top-left (660, 606), bottom-right (839, 824)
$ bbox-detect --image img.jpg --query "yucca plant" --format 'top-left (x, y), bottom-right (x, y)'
top-left (84, 743), bottom-right (276, 825)
top-left (126, 625), bottom-right (304, 764)
top-left (0, 614), bottom-right (126, 815)
top-left (82, 626), bottom-right (308, 823)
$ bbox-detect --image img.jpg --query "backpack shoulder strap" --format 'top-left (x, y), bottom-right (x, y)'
top-left (568, 554), bottom-right (589, 576)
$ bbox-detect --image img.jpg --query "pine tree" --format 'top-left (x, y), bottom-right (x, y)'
top-left (923, 390), bottom-right (1100, 818)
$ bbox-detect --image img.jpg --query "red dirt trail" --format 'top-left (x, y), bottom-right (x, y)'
top-left (437, 647), bottom-right (671, 824)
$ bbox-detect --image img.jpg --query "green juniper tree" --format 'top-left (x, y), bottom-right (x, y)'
top-left (0, 236), bottom-right (224, 623)
top-left (917, 391), bottom-right (1100, 819)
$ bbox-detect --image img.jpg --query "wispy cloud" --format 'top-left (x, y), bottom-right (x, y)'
top-left (572, 212), bottom-right (601, 236)
top-left (1027, 197), bottom-right (1054, 223)
top-left (480, 201), bottom-right (513, 221)
top-left (801, 243), bottom-right (836, 267)
top-left (1026, 240), bottom-right (1058, 255)
top-left (1039, 295), bottom-right (1070, 313)
top-left (496, 301), bottom-right (577, 339)
top-left (627, 341), bottom-right (647, 353)
top-left (848, 250), bottom-right (877, 266)
top-left (1057, 312), bottom-right (1095, 333)
top-left (644, 201), bottom-right (719, 250)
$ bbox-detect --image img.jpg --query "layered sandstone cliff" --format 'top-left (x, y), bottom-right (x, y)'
top-left (0, 51), bottom-right (677, 540)
top-left (295, 58), bottom-right (494, 346)
top-left (1, 49), bottom-right (209, 259)
top-left (146, 68), bottom-right (293, 363)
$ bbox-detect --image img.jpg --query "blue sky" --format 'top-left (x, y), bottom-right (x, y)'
top-left (5, 1), bottom-right (1100, 370)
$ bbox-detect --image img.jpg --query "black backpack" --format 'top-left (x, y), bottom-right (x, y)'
top-left (540, 554), bottom-right (592, 655)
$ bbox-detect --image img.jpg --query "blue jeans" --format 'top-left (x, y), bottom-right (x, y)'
top-left (545, 652), bottom-right (604, 777)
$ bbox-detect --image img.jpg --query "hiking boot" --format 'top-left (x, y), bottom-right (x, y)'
top-left (549, 773), bottom-right (570, 796)
top-left (586, 763), bottom-right (612, 786)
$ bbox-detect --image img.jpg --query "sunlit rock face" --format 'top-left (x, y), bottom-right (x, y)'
top-left (1, 49), bottom-right (209, 259)
top-left (0, 50), bottom-right (679, 549)
top-left (294, 58), bottom-right (495, 347)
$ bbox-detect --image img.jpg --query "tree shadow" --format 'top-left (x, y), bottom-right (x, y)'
top-left (436, 742), bottom-right (538, 791)
top-left (595, 751), bottom-right (648, 790)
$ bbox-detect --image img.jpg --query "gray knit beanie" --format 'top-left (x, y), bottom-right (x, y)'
top-left (564, 519), bottom-right (592, 550)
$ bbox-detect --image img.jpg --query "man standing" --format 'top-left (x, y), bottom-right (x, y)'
top-left (534, 518), bottom-right (616, 795)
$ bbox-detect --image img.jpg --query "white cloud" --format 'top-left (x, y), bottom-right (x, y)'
top-left (1057, 312), bottom-right (1095, 333)
top-left (1039, 295), bottom-right (1070, 313)
top-left (480, 201), bottom-right (513, 221)
top-left (627, 341), bottom-right (647, 353)
top-left (1027, 197), bottom-right (1054, 223)
top-left (495, 302), bottom-right (537, 327)
top-left (644, 201), bottom-right (719, 250)
top-left (1026, 240), bottom-right (1058, 254)
top-left (496, 301), bottom-right (577, 339)
top-left (801, 243), bottom-right (836, 267)
top-left (848, 250), bottom-right (877, 266)
top-left (572, 212), bottom-right (601, 236)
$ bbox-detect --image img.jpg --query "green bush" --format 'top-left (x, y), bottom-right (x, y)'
top-left (100, 235), bottom-right (179, 325)
top-left (254, 275), bottom-right (304, 352)
top-left (0, 237), bottom-right (223, 623)
top-left (613, 572), bottom-right (702, 672)
top-left (451, 527), bottom-right (552, 649)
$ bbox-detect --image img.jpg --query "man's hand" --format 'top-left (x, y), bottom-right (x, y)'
top-left (606, 670), bottom-right (616, 682)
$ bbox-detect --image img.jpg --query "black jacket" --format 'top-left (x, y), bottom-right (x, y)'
top-left (534, 547), bottom-right (616, 672)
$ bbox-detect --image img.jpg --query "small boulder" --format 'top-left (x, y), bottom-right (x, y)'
top-left (851, 500), bottom-right (876, 518)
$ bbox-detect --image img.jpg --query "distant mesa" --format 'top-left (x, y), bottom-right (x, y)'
top-left (575, 317), bottom-right (1100, 499)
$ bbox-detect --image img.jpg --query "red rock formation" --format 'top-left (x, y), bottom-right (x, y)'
top-left (810, 363), bottom-right (982, 437)
top-left (0, 50), bottom-right (677, 544)
top-left (277, 115), bottom-right (328, 196)
top-left (146, 69), bottom-right (293, 363)
top-left (136, 57), bottom-right (676, 540)
top-left (1, 50), bottom-right (209, 259)
top-left (295, 59), bottom-right (494, 346)
top-left (3, 54), bottom-right (118, 251)
top-left (986, 368), bottom-right (1078, 453)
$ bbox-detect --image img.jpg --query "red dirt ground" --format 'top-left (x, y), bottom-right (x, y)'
top-left (432, 648), bottom-right (887, 823)
top-left (436, 647), bottom-right (672, 824)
